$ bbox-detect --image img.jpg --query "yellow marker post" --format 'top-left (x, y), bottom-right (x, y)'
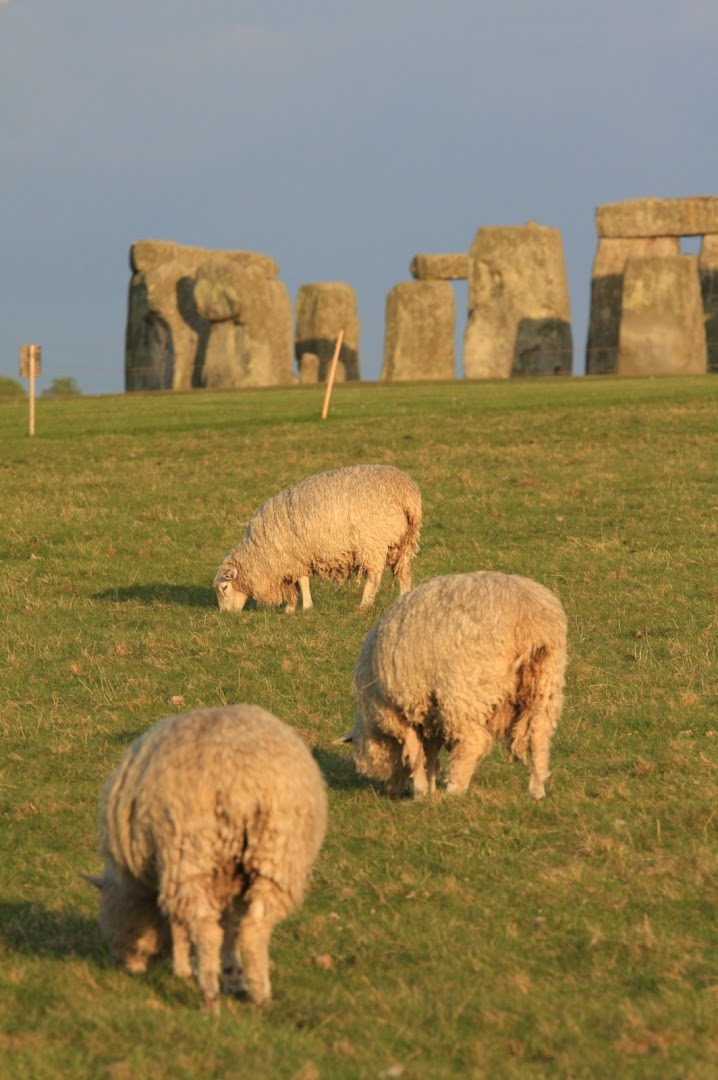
top-left (19, 344), bottom-right (42, 436)
top-left (321, 330), bottom-right (344, 420)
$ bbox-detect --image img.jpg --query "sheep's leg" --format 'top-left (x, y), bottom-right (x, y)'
top-left (298, 575), bottom-right (313, 610)
top-left (445, 727), bottom-right (493, 795)
top-left (238, 890), bottom-right (279, 1005)
top-left (170, 916), bottom-right (193, 980)
top-left (518, 651), bottom-right (562, 800)
top-left (191, 916), bottom-right (223, 1014)
top-left (359, 569), bottom-right (382, 608)
top-left (528, 730), bottom-right (551, 800)
top-left (394, 558), bottom-right (412, 595)
top-left (527, 708), bottom-right (558, 800)
top-left (424, 736), bottom-right (442, 794)
top-left (221, 908), bottom-right (248, 996)
top-left (402, 728), bottom-right (429, 797)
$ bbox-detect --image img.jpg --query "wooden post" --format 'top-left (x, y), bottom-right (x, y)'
top-left (19, 344), bottom-right (42, 437)
top-left (321, 330), bottom-right (344, 420)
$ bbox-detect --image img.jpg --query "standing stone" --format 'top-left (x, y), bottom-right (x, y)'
top-left (586, 237), bottom-right (680, 374)
top-left (617, 256), bottom-right (707, 375)
top-left (295, 283), bottom-right (360, 381)
top-left (298, 353), bottom-right (320, 385)
top-left (700, 235), bottom-right (718, 373)
top-left (596, 196), bottom-right (718, 238)
top-left (410, 253), bottom-right (469, 280)
top-left (125, 239), bottom-right (291, 391)
top-left (381, 281), bottom-right (455, 381)
top-left (463, 223), bottom-right (572, 378)
top-left (194, 258), bottom-right (294, 388)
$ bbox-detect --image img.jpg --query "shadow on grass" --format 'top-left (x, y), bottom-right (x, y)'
top-left (313, 747), bottom-right (371, 792)
top-left (0, 900), bottom-right (105, 960)
top-left (0, 900), bottom-right (200, 1007)
top-left (93, 583), bottom-right (216, 608)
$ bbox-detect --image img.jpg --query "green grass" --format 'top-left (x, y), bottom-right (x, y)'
top-left (1, 376), bottom-right (717, 1079)
top-left (0, 376), bottom-right (25, 398)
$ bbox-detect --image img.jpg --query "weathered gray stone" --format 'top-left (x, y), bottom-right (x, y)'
top-left (617, 256), bottom-right (707, 375)
top-left (410, 253), bottom-right (469, 280)
top-left (194, 258), bottom-right (294, 389)
top-left (295, 283), bottom-right (360, 381)
top-left (700, 235), bottom-right (718, 373)
top-left (298, 353), bottom-right (320, 385)
top-left (463, 223), bottom-right (572, 378)
top-left (125, 239), bottom-right (291, 391)
top-left (194, 258), bottom-right (258, 323)
top-left (586, 236), bottom-right (680, 374)
top-left (597, 196), bottom-right (718, 239)
top-left (381, 281), bottom-right (455, 382)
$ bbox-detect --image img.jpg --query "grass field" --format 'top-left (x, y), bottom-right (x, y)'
top-left (1, 376), bottom-right (716, 1079)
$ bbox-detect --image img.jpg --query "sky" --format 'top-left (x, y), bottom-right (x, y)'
top-left (1, 0), bottom-right (717, 395)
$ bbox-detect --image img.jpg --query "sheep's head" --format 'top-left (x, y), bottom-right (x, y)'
top-left (213, 556), bottom-right (250, 612)
top-left (86, 864), bottom-right (170, 973)
top-left (341, 706), bottom-right (411, 797)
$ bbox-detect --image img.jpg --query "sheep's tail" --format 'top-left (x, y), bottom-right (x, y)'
top-left (393, 485), bottom-right (423, 590)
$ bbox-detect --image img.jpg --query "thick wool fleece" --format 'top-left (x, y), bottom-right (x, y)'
top-left (96, 704), bottom-right (327, 1012)
top-left (351, 572), bottom-right (567, 799)
top-left (214, 464), bottom-right (422, 611)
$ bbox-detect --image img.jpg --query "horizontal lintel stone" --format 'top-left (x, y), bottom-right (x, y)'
top-left (410, 253), bottom-right (469, 281)
top-left (596, 196), bottom-right (718, 239)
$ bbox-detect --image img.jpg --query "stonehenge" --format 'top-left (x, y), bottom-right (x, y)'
top-left (381, 281), bottom-right (455, 381)
top-left (295, 283), bottom-right (360, 383)
top-left (596, 195), bottom-right (718, 239)
top-left (410, 253), bottom-right (469, 281)
top-left (383, 222), bottom-right (571, 382)
top-left (463, 223), bottom-right (572, 378)
top-left (125, 240), bottom-right (294, 392)
top-left (192, 257), bottom-right (294, 390)
top-left (587, 196), bottom-right (718, 375)
top-left (618, 256), bottom-right (707, 375)
top-left (125, 197), bottom-right (718, 393)
top-left (700, 235), bottom-right (718, 373)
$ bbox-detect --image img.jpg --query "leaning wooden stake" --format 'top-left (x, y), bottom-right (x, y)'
top-left (19, 344), bottom-right (42, 437)
top-left (321, 330), bottom-right (344, 420)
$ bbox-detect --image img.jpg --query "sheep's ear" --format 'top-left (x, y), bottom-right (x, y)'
top-left (224, 567), bottom-right (238, 581)
top-left (81, 873), bottom-right (105, 890)
top-left (333, 732), bottom-right (354, 745)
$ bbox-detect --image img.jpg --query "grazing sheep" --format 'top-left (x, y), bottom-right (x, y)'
top-left (344, 572), bottom-right (567, 800)
top-left (213, 464), bottom-right (422, 612)
top-left (87, 704), bottom-right (327, 1013)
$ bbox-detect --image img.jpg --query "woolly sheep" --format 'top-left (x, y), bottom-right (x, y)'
top-left (213, 464), bottom-right (422, 612)
top-left (344, 571), bottom-right (567, 800)
top-left (87, 704), bottom-right (327, 1013)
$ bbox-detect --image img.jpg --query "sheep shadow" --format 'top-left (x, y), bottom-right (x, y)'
top-left (93, 583), bottom-right (215, 608)
top-left (312, 747), bottom-right (372, 792)
top-left (0, 899), bottom-right (199, 1007)
top-left (0, 899), bottom-right (105, 961)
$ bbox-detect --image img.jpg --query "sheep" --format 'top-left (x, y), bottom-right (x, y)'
top-left (86, 704), bottom-right (327, 1013)
top-left (213, 464), bottom-right (422, 613)
top-left (343, 571), bottom-right (567, 800)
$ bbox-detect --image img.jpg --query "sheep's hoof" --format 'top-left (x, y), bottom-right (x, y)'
top-left (444, 781), bottom-right (469, 796)
top-left (245, 982), bottom-right (272, 1006)
top-left (125, 954), bottom-right (150, 974)
top-left (222, 964), bottom-right (248, 997)
top-left (200, 993), bottom-right (220, 1016)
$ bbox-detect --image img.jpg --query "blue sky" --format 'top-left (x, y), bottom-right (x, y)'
top-left (1, 0), bottom-right (717, 394)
